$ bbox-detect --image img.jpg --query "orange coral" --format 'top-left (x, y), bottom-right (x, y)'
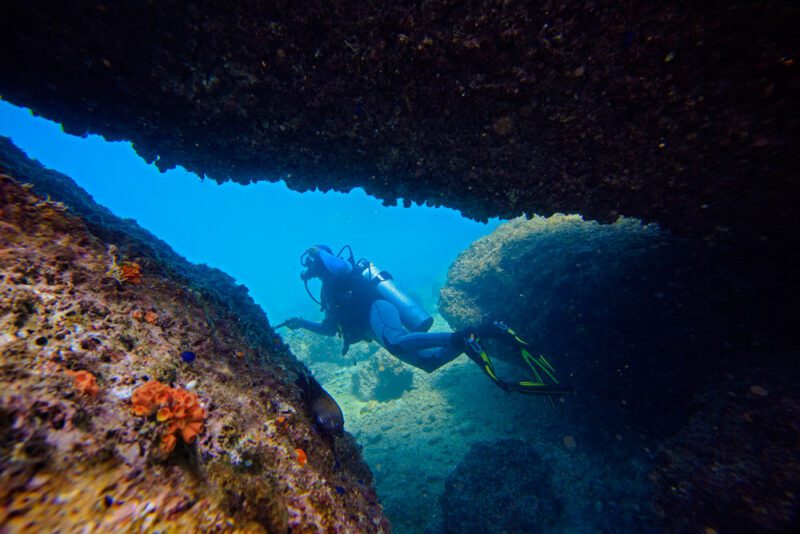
top-left (131, 310), bottom-right (143, 320)
top-left (106, 245), bottom-right (142, 284)
top-left (144, 311), bottom-right (158, 324)
top-left (119, 261), bottom-right (142, 284)
top-left (131, 380), bottom-right (206, 454)
top-left (160, 433), bottom-right (177, 454)
top-left (68, 370), bottom-right (99, 396)
top-left (295, 448), bottom-right (307, 466)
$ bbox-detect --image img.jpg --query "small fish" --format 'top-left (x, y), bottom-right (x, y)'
top-left (181, 351), bottom-right (196, 363)
top-left (296, 372), bottom-right (344, 435)
top-left (335, 486), bottom-right (345, 495)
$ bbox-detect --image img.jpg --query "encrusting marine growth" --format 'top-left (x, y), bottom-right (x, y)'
top-left (105, 244), bottom-right (142, 284)
top-left (131, 380), bottom-right (206, 454)
top-left (68, 370), bottom-right (100, 396)
top-left (0, 139), bottom-right (390, 533)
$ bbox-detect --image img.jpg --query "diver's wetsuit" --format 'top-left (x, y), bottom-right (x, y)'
top-left (368, 299), bottom-right (461, 372)
top-left (292, 254), bottom-right (461, 372)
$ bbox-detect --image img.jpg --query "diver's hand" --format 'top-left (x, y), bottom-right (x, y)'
top-left (282, 317), bottom-right (304, 330)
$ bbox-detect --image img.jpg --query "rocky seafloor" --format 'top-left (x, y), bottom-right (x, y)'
top-left (287, 314), bottom-right (657, 534)
top-left (0, 137), bottom-right (389, 532)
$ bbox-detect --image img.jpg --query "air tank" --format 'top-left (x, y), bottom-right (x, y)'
top-left (360, 261), bottom-right (433, 332)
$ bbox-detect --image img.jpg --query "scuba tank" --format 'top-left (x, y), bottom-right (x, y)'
top-left (357, 259), bottom-right (434, 332)
top-left (299, 244), bottom-right (434, 334)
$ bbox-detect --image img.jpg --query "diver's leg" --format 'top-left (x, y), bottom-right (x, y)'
top-left (389, 331), bottom-right (454, 351)
top-left (369, 300), bottom-right (462, 373)
top-left (369, 299), bottom-right (407, 347)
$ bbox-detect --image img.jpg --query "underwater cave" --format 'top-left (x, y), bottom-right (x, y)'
top-left (0, 1), bottom-right (798, 533)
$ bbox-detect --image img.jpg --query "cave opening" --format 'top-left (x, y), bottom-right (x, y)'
top-left (1, 90), bottom-right (796, 533)
top-left (0, 98), bottom-right (499, 324)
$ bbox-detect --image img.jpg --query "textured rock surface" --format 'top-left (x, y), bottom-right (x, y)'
top-left (291, 316), bottom-right (659, 533)
top-left (651, 357), bottom-right (800, 532)
top-left (439, 215), bottom-right (799, 531)
top-left (0, 138), bottom-right (389, 532)
top-left (440, 439), bottom-right (561, 533)
top-left (0, 1), bottom-right (797, 246)
top-left (440, 215), bottom-right (720, 437)
top-left (352, 349), bottom-right (414, 402)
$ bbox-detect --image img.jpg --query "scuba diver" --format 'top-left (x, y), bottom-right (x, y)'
top-left (278, 245), bottom-right (570, 395)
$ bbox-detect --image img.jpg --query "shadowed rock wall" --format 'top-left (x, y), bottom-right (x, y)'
top-left (0, 1), bottom-right (797, 247)
top-left (438, 215), bottom-right (799, 531)
top-left (440, 440), bottom-right (561, 533)
top-left (440, 215), bottom-right (721, 438)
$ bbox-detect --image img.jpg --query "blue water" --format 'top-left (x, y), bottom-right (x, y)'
top-left (0, 99), bottom-right (499, 324)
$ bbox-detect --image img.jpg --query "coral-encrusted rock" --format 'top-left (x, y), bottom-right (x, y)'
top-left (0, 139), bottom-right (389, 532)
top-left (650, 358), bottom-right (800, 532)
top-left (440, 439), bottom-right (561, 533)
top-left (0, 1), bottom-right (796, 252)
top-left (440, 215), bottom-right (721, 438)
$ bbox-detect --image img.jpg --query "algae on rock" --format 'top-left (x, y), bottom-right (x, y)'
top-left (0, 137), bottom-right (389, 532)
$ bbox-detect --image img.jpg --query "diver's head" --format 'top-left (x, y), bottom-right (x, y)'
top-left (300, 245), bottom-right (332, 281)
top-left (300, 244), bottom-right (353, 281)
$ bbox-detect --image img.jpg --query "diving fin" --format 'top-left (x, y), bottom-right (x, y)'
top-left (462, 322), bottom-right (571, 395)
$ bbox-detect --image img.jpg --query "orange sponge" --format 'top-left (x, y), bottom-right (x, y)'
top-left (68, 370), bottom-right (99, 396)
top-left (119, 261), bottom-right (142, 284)
top-left (131, 380), bottom-right (206, 454)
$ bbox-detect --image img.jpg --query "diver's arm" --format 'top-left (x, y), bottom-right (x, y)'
top-left (286, 316), bottom-right (338, 336)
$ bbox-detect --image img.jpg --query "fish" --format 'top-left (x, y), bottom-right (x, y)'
top-left (296, 372), bottom-right (344, 436)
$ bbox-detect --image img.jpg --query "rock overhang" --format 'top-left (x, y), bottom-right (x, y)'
top-left (0, 1), bottom-right (797, 245)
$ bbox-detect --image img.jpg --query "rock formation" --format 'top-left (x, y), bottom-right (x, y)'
top-left (439, 214), bottom-right (799, 531)
top-left (440, 439), bottom-right (561, 533)
top-left (440, 215), bottom-right (721, 437)
top-left (0, 1), bottom-right (797, 247)
top-left (651, 358), bottom-right (800, 532)
top-left (0, 2), bottom-right (797, 530)
top-left (0, 137), bottom-right (389, 532)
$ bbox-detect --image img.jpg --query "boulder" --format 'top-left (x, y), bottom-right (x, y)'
top-left (352, 349), bottom-right (414, 402)
top-left (440, 215), bottom-right (720, 437)
top-left (441, 439), bottom-right (561, 533)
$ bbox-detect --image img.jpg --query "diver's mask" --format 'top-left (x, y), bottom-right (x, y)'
top-left (300, 245), bottom-right (331, 281)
